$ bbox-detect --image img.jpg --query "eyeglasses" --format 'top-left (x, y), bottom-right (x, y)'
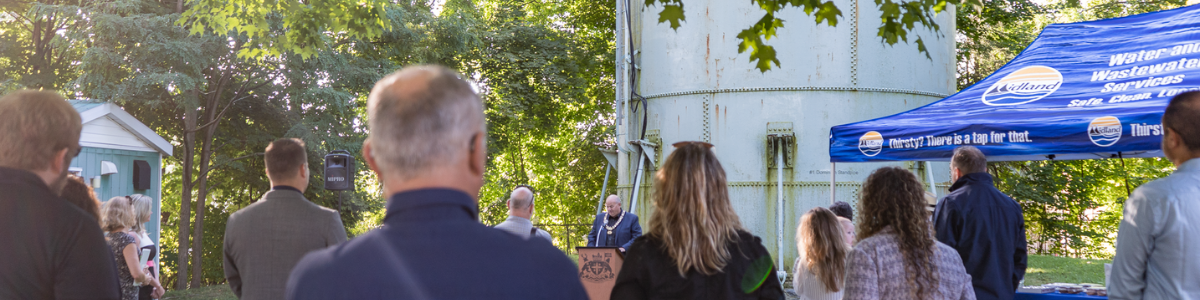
top-left (672, 141), bottom-right (713, 149)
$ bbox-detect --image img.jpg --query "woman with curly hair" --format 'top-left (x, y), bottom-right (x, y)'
top-left (611, 141), bottom-right (783, 299)
top-left (843, 166), bottom-right (975, 300)
top-left (792, 207), bottom-right (848, 300)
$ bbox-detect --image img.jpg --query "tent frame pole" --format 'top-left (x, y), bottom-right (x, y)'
top-left (1118, 152), bottom-right (1132, 197)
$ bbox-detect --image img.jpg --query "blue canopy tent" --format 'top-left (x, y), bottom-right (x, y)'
top-left (829, 5), bottom-right (1200, 164)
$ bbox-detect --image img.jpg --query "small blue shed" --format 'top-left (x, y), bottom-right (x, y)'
top-left (68, 100), bottom-right (173, 269)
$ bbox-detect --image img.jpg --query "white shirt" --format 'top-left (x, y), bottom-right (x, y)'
top-left (1111, 158), bottom-right (1200, 300)
top-left (792, 257), bottom-right (845, 300)
top-left (494, 215), bottom-right (553, 243)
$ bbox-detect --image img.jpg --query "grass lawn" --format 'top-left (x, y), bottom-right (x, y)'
top-left (161, 284), bottom-right (235, 300)
top-left (1024, 254), bottom-right (1111, 286)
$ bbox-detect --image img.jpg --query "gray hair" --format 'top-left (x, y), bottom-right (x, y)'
top-left (508, 186), bottom-right (534, 210)
top-left (951, 146), bottom-right (988, 174)
top-left (366, 65), bottom-right (484, 181)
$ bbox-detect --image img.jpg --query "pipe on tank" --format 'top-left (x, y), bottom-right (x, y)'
top-left (925, 161), bottom-right (937, 198)
top-left (775, 137), bottom-right (786, 281)
top-left (830, 163), bottom-right (836, 204)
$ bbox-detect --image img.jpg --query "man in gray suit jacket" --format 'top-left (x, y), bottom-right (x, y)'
top-left (224, 138), bottom-right (347, 300)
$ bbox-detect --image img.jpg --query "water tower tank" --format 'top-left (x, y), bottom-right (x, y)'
top-left (612, 0), bottom-right (956, 274)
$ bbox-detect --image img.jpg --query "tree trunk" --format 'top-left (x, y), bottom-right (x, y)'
top-left (173, 0), bottom-right (191, 290)
top-left (190, 70), bottom-right (230, 287)
top-left (189, 121), bottom-right (216, 287)
top-left (176, 108), bottom-right (197, 290)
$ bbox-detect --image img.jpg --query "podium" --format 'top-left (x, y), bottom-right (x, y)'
top-left (576, 247), bottom-right (624, 300)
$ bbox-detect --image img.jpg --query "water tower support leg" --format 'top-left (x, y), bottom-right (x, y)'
top-left (598, 163), bottom-right (612, 214)
top-left (629, 149), bottom-right (647, 213)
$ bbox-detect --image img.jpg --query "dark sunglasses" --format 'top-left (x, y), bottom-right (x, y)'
top-left (672, 141), bottom-right (714, 149)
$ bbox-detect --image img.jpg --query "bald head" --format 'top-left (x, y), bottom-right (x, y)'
top-left (508, 187), bottom-right (534, 210)
top-left (605, 195), bottom-right (622, 217)
top-left (364, 65), bottom-right (485, 183)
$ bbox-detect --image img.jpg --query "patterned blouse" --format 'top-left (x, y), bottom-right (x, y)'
top-left (105, 232), bottom-right (139, 300)
top-left (843, 227), bottom-right (976, 300)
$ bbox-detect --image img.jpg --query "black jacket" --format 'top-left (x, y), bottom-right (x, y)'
top-left (0, 167), bottom-right (122, 300)
top-left (934, 173), bottom-right (1028, 300)
top-left (611, 230), bottom-right (784, 300)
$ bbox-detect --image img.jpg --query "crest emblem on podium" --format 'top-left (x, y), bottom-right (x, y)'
top-left (579, 253), bottom-right (615, 282)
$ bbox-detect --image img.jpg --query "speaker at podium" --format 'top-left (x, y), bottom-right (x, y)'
top-left (576, 247), bottom-right (624, 300)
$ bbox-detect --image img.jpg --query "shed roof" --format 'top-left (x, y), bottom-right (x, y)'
top-left (69, 100), bottom-right (173, 156)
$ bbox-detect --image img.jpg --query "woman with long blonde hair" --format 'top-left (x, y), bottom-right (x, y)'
top-left (611, 141), bottom-right (783, 299)
top-left (792, 207), bottom-right (848, 300)
top-left (101, 198), bottom-right (164, 300)
top-left (843, 166), bottom-right (974, 300)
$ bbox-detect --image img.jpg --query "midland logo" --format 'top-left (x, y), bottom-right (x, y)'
top-left (858, 131), bottom-right (883, 157)
top-left (1088, 116), bottom-right (1122, 147)
top-left (982, 66), bottom-right (1063, 106)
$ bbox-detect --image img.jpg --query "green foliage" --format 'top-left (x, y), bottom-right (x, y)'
top-left (68, 0), bottom-right (405, 286)
top-left (993, 158), bottom-right (1174, 259)
top-left (468, 0), bottom-right (617, 253)
top-left (178, 0), bottom-right (391, 59)
top-left (955, 0), bottom-right (1044, 90)
top-left (0, 0), bottom-right (89, 90)
top-left (647, 0), bottom-right (980, 72)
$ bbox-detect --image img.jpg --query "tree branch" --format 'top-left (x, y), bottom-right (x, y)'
top-left (188, 152), bottom-right (264, 187)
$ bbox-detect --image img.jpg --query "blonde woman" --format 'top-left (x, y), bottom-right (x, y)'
top-left (843, 167), bottom-right (973, 300)
top-left (611, 141), bottom-right (783, 299)
top-left (792, 207), bottom-right (848, 300)
top-left (127, 194), bottom-right (160, 300)
top-left (101, 198), bottom-right (164, 300)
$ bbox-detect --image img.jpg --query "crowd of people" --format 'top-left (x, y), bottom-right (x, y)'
top-left (0, 65), bottom-right (1198, 300)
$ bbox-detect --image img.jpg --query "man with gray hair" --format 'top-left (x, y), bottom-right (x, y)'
top-left (285, 65), bottom-right (587, 299)
top-left (933, 146), bottom-right (1027, 300)
top-left (494, 185), bottom-right (553, 242)
top-left (0, 90), bottom-right (121, 299)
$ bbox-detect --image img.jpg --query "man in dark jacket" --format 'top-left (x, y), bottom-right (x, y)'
top-left (934, 146), bottom-right (1028, 300)
top-left (0, 90), bottom-right (122, 300)
top-left (285, 65), bottom-right (587, 300)
top-left (587, 195), bottom-right (642, 253)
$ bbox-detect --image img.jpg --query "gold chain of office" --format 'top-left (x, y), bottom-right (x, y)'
top-left (605, 211), bottom-right (626, 236)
